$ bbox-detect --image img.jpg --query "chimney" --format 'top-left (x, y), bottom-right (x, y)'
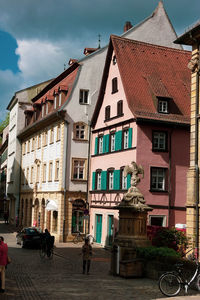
top-left (123, 21), bottom-right (133, 32)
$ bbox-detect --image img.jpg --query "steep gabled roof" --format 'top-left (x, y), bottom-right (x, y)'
top-left (92, 35), bottom-right (191, 127)
top-left (122, 1), bottom-right (182, 50)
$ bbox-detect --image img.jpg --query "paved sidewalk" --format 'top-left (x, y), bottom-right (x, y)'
top-left (0, 222), bottom-right (199, 299)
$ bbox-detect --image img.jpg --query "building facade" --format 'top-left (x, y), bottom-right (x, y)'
top-left (89, 36), bottom-right (191, 246)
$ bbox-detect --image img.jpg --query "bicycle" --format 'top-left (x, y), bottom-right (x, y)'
top-left (158, 249), bottom-right (200, 297)
top-left (73, 231), bottom-right (84, 244)
top-left (39, 236), bottom-right (54, 259)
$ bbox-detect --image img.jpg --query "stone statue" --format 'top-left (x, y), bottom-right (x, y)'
top-left (122, 161), bottom-right (146, 208)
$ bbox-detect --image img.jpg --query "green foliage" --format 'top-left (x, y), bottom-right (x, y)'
top-left (152, 227), bottom-right (188, 255)
top-left (0, 113), bottom-right (9, 143)
top-left (136, 246), bottom-right (180, 260)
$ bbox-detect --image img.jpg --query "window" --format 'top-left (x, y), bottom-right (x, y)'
top-left (46, 102), bottom-right (48, 115)
top-left (108, 170), bottom-right (114, 190)
top-left (36, 164), bottom-right (40, 183)
top-left (98, 136), bottom-right (103, 154)
top-left (43, 163), bottom-right (47, 182)
top-left (38, 134), bottom-right (41, 149)
top-left (112, 77), bottom-right (118, 94)
top-left (151, 167), bottom-right (167, 192)
top-left (158, 100), bottom-right (168, 113)
top-left (74, 123), bottom-right (85, 140)
top-left (27, 140), bottom-right (30, 153)
top-left (26, 167), bottom-right (29, 185)
top-left (117, 100), bottom-right (123, 116)
top-left (42, 104), bottom-right (45, 117)
top-left (55, 160), bottom-right (59, 180)
top-left (97, 172), bottom-right (101, 190)
top-left (149, 215), bottom-right (166, 227)
top-left (121, 169), bottom-right (127, 190)
top-left (21, 169), bottom-right (25, 185)
top-left (59, 93), bottom-right (62, 106)
top-left (54, 94), bottom-right (57, 109)
top-left (123, 130), bottom-right (129, 149)
top-left (30, 166), bottom-right (34, 184)
top-left (49, 162), bottom-right (53, 181)
top-left (50, 128), bottom-right (54, 144)
top-left (105, 106), bottom-right (110, 120)
top-left (79, 89), bottom-right (89, 104)
top-left (113, 55), bottom-right (117, 65)
top-left (43, 131), bottom-right (48, 146)
top-left (57, 125), bottom-right (61, 141)
top-left (153, 131), bottom-right (167, 151)
top-left (72, 159), bottom-right (86, 180)
top-left (32, 138), bottom-right (35, 151)
top-left (110, 134), bottom-right (115, 152)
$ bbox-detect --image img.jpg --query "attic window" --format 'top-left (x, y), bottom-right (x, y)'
top-left (113, 55), bottom-right (117, 65)
top-left (112, 77), bottom-right (118, 94)
top-left (158, 99), bottom-right (169, 114)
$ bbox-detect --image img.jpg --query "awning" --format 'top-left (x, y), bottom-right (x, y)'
top-left (46, 199), bottom-right (58, 211)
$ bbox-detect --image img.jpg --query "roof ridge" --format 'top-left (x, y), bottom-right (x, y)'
top-left (110, 35), bottom-right (191, 55)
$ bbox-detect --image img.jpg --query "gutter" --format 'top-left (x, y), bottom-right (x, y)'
top-left (86, 121), bottom-right (92, 234)
top-left (168, 130), bottom-right (172, 227)
top-left (195, 49), bottom-right (200, 259)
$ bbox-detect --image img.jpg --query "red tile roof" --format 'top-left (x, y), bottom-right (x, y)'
top-left (92, 35), bottom-right (191, 127)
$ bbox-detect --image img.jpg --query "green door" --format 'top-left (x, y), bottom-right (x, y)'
top-left (108, 215), bottom-right (114, 246)
top-left (95, 214), bottom-right (102, 243)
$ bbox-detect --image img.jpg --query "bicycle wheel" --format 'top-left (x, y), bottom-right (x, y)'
top-left (196, 274), bottom-right (200, 291)
top-left (39, 245), bottom-right (46, 259)
top-left (159, 272), bottom-right (181, 297)
top-left (73, 236), bottom-right (78, 244)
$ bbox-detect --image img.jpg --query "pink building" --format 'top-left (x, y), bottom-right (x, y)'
top-left (89, 35), bottom-right (191, 246)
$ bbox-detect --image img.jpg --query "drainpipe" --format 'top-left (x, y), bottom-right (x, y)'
top-left (195, 48), bottom-right (200, 259)
top-left (56, 111), bottom-right (68, 242)
top-left (168, 130), bottom-right (172, 227)
top-left (86, 122), bottom-right (92, 235)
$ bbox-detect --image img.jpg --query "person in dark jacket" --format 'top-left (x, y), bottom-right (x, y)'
top-left (0, 236), bottom-right (8, 293)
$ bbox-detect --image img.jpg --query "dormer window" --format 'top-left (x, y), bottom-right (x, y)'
top-left (54, 94), bottom-right (57, 109)
top-left (158, 99), bottom-right (168, 114)
top-left (59, 92), bottom-right (62, 106)
top-left (112, 77), bottom-right (118, 94)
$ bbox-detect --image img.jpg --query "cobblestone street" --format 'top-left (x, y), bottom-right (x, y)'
top-left (0, 222), bottom-right (200, 299)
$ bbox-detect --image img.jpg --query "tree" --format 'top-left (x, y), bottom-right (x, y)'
top-left (0, 113), bottom-right (9, 144)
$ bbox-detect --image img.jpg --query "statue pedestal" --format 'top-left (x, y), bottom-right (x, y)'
top-left (112, 204), bottom-right (152, 277)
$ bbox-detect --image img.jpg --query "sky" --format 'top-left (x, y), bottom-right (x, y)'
top-left (0, 0), bottom-right (199, 122)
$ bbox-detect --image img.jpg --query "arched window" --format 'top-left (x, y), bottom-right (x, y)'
top-left (117, 100), bottom-right (123, 116)
top-left (112, 77), bottom-right (118, 94)
top-left (105, 105), bottom-right (110, 120)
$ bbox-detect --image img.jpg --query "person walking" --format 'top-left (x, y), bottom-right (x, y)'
top-left (82, 238), bottom-right (92, 275)
top-left (0, 236), bottom-right (8, 293)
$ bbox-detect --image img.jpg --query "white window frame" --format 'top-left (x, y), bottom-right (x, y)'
top-left (158, 100), bottom-right (168, 113)
top-left (54, 94), bottom-right (57, 109)
top-left (149, 215), bottom-right (167, 227)
top-left (43, 163), bottom-right (47, 182)
top-left (109, 172), bottom-right (114, 190)
top-left (97, 172), bottom-right (101, 190)
top-left (59, 93), bottom-right (62, 106)
top-left (75, 124), bottom-right (85, 140)
top-left (72, 159), bottom-right (85, 180)
top-left (111, 134), bottom-right (115, 152)
top-left (124, 130), bottom-right (129, 149)
top-left (151, 168), bottom-right (166, 191)
top-left (79, 89), bottom-right (89, 104)
top-left (99, 136), bottom-right (103, 154)
top-left (122, 169), bottom-right (127, 190)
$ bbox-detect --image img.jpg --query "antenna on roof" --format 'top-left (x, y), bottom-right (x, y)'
top-left (64, 63), bottom-right (66, 70)
top-left (98, 34), bottom-right (101, 49)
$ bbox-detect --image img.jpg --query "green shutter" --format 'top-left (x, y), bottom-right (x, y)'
top-left (128, 128), bottom-right (133, 148)
top-left (95, 137), bottom-right (98, 155)
top-left (92, 172), bottom-right (96, 190)
top-left (101, 171), bottom-right (107, 190)
top-left (114, 170), bottom-right (120, 190)
top-left (127, 174), bottom-right (131, 189)
top-left (105, 134), bottom-right (109, 153)
top-left (115, 131), bottom-right (122, 151)
top-left (103, 135), bottom-right (106, 153)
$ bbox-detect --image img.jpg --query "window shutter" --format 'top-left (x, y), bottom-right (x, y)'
top-left (127, 174), bottom-right (131, 189)
top-left (101, 171), bottom-right (107, 190)
top-left (92, 172), bottom-right (96, 190)
top-left (114, 170), bottom-right (120, 190)
top-left (95, 137), bottom-right (98, 155)
top-left (105, 134), bottom-right (109, 153)
top-left (103, 135), bottom-right (106, 153)
top-left (115, 131), bottom-right (122, 151)
top-left (128, 128), bottom-right (132, 148)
